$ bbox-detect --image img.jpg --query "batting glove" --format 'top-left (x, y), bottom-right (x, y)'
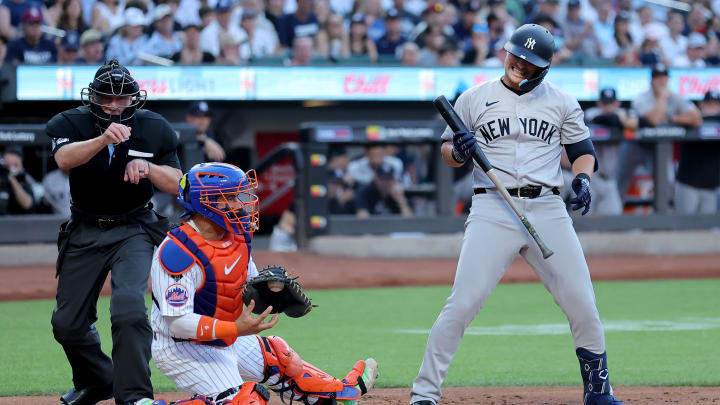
top-left (452, 130), bottom-right (477, 161)
top-left (569, 173), bottom-right (592, 215)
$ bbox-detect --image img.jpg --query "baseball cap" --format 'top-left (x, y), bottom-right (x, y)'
top-left (80, 29), bottom-right (103, 46)
top-left (704, 90), bottom-right (720, 102)
top-left (3, 145), bottom-right (24, 159)
top-left (599, 88), bottom-right (617, 104)
top-left (425, 2), bottom-right (443, 14)
top-left (215, 0), bottom-right (232, 12)
top-left (567, 0), bottom-right (580, 7)
top-left (460, 1), bottom-right (480, 13)
top-left (385, 8), bottom-right (400, 19)
top-left (487, 0), bottom-right (503, 5)
top-left (124, 7), bottom-right (147, 26)
top-left (61, 31), bottom-right (80, 51)
top-left (188, 101), bottom-right (212, 116)
top-left (153, 4), bottom-right (172, 21)
top-left (22, 7), bottom-right (43, 24)
top-left (687, 32), bottom-right (707, 48)
top-left (615, 11), bottom-right (630, 22)
top-left (651, 62), bottom-right (668, 77)
top-left (350, 13), bottom-right (365, 24)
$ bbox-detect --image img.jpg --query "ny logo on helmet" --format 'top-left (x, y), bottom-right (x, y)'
top-left (524, 37), bottom-right (536, 50)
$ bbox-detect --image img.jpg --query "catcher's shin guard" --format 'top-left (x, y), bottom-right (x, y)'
top-left (258, 336), bottom-right (376, 403)
top-left (576, 348), bottom-right (623, 405)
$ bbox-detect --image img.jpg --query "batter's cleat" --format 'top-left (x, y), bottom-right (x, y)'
top-left (60, 383), bottom-right (113, 405)
top-left (576, 348), bottom-right (624, 405)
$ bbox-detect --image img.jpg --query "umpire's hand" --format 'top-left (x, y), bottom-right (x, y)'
top-left (124, 158), bottom-right (150, 184)
top-left (569, 173), bottom-right (592, 215)
top-left (100, 122), bottom-right (131, 145)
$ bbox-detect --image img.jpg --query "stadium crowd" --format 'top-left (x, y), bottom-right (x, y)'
top-left (1, 0), bottom-right (720, 66)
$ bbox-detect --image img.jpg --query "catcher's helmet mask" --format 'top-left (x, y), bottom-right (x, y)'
top-left (81, 59), bottom-right (147, 130)
top-left (178, 163), bottom-right (260, 236)
top-left (503, 24), bottom-right (555, 91)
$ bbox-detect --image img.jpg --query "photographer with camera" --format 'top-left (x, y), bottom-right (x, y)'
top-left (0, 145), bottom-right (34, 215)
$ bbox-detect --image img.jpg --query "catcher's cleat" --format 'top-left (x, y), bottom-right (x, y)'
top-left (339, 358), bottom-right (379, 405)
top-left (60, 383), bottom-right (113, 405)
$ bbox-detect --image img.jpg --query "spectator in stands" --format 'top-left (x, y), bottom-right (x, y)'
top-left (91, 0), bottom-right (125, 34)
top-left (533, 14), bottom-right (571, 65)
top-left (390, 0), bottom-right (419, 39)
top-left (201, 0), bottom-right (242, 57)
top-left (42, 167), bottom-right (71, 217)
top-left (675, 33), bottom-right (708, 68)
top-left (75, 29), bottom-right (104, 63)
top-left (675, 90), bottom-right (720, 214)
top-left (172, 21), bottom-right (215, 63)
top-left (616, 63), bottom-right (702, 204)
top-left (661, 11), bottom-right (688, 66)
top-left (687, 3), bottom-right (708, 34)
top-left (215, 31), bottom-right (242, 64)
top-left (481, 38), bottom-right (506, 67)
top-left (355, 163), bottom-right (412, 217)
top-left (277, 0), bottom-right (318, 49)
top-left (613, 11), bottom-right (638, 66)
top-left (452, 0), bottom-right (479, 46)
top-left (486, 12), bottom-right (507, 57)
top-left (0, 0), bottom-right (42, 40)
top-left (142, 4), bottom-right (182, 60)
top-left (56, 30), bottom-right (80, 63)
top-left (186, 100), bottom-right (226, 161)
top-left (5, 8), bottom-right (57, 64)
top-left (354, 0), bottom-right (385, 41)
top-left (347, 144), bottom-right (403, 186)
top-left (634, 6), bottom-right (669, 47)
top-left (524, 0), bottom-right (559, 25)
top-left (349, 13), bottom-right (377, 63)
top-left (240, 0), bottom-right (279, 57)
top-left (638, 26), bottom-right (667, 66)
top-left (316, 13), bottom-right (349, 60)
top-left (460, 23), bottom-right (489, 65)
top-left (399, 41), bottom-right (418, 66)
top-left (239, 8), bottom-right (278, 60)
top-left (313, 0), bottom-right (329, 28)
top-left (591, 2), bottom-right (617, 61)
top-left (198, 5), bottom-right (214, 29)
top-left (160, 0), bottom-right (185, 32)
top-left (264, 0), bottom-right (283, 36)
top-left (56, 0), bottom-right (88, 38)
top-left (417, 23), bottom-right (446, 66)
top-left (375, 8), bottom-right (405, 57)
top-left (288, 34), bottom-right (313, 65)
top-left (0, 145), bottom-right (34, 215)
top-left (436, 41), bottom-right (459, 66)
top-left (106, 7), bottom-right (149, 65)
top-left (562, 0), bottom-right (600, 61)
top-left (326, 146), bottom-right (355, 215)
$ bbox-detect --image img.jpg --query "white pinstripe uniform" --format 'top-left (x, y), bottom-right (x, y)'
top-left (150, 235), bottom-right (264, 400)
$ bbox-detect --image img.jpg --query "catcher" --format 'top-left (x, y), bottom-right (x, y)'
top-left (150, 162), bottom-right (378, 405)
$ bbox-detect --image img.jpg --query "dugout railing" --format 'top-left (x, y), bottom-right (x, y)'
top-left (294, 120), bottom-right (720, 244)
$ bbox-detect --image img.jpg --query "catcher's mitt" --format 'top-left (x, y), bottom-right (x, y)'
top-left (242, 265), bottom-right (313, 318)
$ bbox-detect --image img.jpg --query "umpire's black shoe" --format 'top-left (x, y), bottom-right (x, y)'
top-left (60, 383), bottom-right (113, 405)
top-left (411, 401), bottom-right (435, 405)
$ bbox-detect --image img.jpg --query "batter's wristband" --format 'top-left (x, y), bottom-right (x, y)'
top-left (576, 173), bottom-right (591, 183)
top-left (451, 148), bottom-right (466, 164)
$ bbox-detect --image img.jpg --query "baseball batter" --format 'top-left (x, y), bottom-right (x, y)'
top-left (410, 25), bottom-right (623, 405)
top-left (150, 162), bottom-right (378, 405)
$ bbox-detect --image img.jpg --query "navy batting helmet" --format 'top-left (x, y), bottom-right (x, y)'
top-left (504, 24), bottom-right (554, 90)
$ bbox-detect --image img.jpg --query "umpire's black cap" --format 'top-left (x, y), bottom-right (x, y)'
top-left (504, 23), bottom-right (554, 68)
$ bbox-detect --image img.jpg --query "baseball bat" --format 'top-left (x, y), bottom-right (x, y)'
top-left (433, 95), bottom-right (554, 259)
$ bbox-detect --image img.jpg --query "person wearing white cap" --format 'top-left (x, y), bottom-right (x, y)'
top-left (140, 3), bottom-right (182, 60)
top-left (674, 32), bottom-right (708, 68)
top-left (106, 7), bottom-right (149, 65)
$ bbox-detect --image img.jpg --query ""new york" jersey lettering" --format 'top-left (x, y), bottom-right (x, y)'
top-left (518, 118), bottom-right (557, 144)
top-left (477, 118), bottom-right (511, 143)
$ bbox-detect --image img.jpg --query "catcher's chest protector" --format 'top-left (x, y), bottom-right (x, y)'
top-left (163, 223), bottom-right (250, 325)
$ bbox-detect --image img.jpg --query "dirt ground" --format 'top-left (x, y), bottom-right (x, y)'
top-left (2, 252), bottom-right (719, 404)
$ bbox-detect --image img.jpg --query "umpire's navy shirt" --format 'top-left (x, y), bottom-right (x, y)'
top-left (46, 106), bottom-right (181, 215)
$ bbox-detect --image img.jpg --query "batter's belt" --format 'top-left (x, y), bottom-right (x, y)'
top-left (474, 185), bottom-right (560, 199)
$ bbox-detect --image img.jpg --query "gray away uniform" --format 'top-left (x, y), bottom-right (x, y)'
top-left (411, 78), bottom-right (606, 404)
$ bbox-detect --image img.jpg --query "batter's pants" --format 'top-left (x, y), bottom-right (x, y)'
top-left (51, 214), bottom-right (156, 404)
top-left (410, 191), bottom-right (606, 404)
